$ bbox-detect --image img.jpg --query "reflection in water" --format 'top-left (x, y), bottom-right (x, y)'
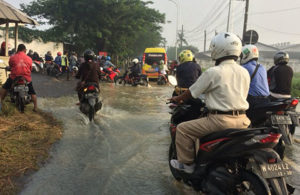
top-left (20, 84), bottom-right (300, 194)
top-left (21, 84), bottom-right (198, 195)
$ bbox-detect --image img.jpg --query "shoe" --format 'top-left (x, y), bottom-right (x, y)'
top-left (170, 159), bottom-right (195, 174)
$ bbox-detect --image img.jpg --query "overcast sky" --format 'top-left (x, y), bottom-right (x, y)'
top-left (9, 0), bottom-right (300, 51)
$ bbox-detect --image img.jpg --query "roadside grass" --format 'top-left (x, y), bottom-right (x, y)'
top-left (0, 101), bottom-right (62, 194)
top-left (292, 72), bottom-right (300, 97)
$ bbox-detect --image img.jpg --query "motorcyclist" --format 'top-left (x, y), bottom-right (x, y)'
top-left (75, 50), bottom-right (101, 103)
top-left (129, 58), bottom-right (141, 80)
top-left (159, 60), bottom-right (168, 76)
top-left (104, 56), bottom-right (115, 69)
top-left (0, 44), bottom-right (38, 112)
top-left (174, 50), bottom-right (202, 96)
top-left (267, 51), bottom-right (293, 99)
top-left (240, 45), bottom-right (270, 119)
top-left (169, 32), bottom-right (251, 174)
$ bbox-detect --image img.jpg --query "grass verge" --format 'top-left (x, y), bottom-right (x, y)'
top-left (292, 72), bottom-right (300, 97)
top-left (0, 101), bottom-right (62, 194)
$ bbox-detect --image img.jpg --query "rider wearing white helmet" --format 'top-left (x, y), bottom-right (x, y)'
top-left (241, 44), bottom-right (270, 120)
top-left (129, 58), bottom-right (141, 79)
top-left (170, 32), bottom-right (251, 174)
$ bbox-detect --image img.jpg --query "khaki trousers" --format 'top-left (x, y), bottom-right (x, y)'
top-left (176, 114), bottom-right (251, 164)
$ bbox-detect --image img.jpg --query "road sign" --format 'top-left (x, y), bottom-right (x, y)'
top-left (243, 30), bottom-right (259, 45)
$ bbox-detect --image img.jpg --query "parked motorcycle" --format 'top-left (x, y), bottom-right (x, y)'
top-left (168, 101), bottom-right (294, 194)
top-left (46, 62), bottom-right (62, 78)
top-left (79, 83), bottom-right (102, 121)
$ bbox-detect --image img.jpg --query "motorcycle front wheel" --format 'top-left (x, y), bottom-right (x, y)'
top-left (168, 143), bottom-right (182, 181)
top-left (115, 77), bottom-right (125, 86)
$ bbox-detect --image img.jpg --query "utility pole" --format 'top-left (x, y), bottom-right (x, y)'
top-left (242, 0), bottom-right (250, 41)
top-left (204, 30), bottom-right (207, 52)
top-left (226, 0), bottom-right (232, 32)
top-left (180, 25), bottom-right (184, 49)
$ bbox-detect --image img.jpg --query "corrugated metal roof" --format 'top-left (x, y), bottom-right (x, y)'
top-left (0, 0), bottom-right (38, 25)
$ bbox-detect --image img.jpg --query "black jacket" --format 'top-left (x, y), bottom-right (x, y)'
top-left (176, 61), bottom-right (202, 88)
top-left (267, 64), bottom-right (293, 95)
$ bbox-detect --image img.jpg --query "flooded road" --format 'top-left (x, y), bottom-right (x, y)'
top-left (21, 80), bottom-right (300, 194)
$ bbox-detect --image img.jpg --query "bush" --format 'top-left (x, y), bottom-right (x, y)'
top-left (292, 72), bottom-right (300, 97)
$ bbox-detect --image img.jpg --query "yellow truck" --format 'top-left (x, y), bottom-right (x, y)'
top-left (142, 48), bottom-right (167, 79)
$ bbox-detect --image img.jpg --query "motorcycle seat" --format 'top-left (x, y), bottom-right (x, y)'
top-left (253, 101), bottom-right (286, 110)
top-left (200, 127), bottom-right (268, 143)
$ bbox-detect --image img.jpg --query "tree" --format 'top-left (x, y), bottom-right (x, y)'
top-left (167, 45), bottom-right (199, 61)
top-left (20, 0), bottom-right (165, 60)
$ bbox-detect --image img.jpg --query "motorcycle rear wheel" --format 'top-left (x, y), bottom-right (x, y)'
top-left (236, 170), bottom-right (270, 195)
top-left (168, 143), bottom-right (182, 181)
top-left (88, 106), bottom-right (95, 121)
top-left (16, 96), bottom-right (25, 113)
top-left (115, 77), bottom-right (125, 86)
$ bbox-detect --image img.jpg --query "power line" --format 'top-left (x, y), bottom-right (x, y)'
top-left (251, 23), bottom-right (300, 36)
top-left (250, 6), bottom-right (300, 15)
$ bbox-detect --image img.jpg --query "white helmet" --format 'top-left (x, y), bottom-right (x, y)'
top-left (72, 66), bottom-right (78, 71)
top-left (132, 58), bottom-right (139, 64)
top-left (241, 44), bottom-right (259, 64)
top-left (209, 32), bottom-right (242, 61)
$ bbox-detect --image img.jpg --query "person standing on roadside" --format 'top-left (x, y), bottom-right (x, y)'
top-left (61, 51), bottom-right (70, 80)
top-left (0, 44), bottom-right (38, 112)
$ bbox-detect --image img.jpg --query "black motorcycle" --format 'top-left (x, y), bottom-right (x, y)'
top-left (168, 101), bottom-right (294, 194)
top-left (79, 83), bottom-right (102, 121)
top-left (1, 67), bottom-right (31, 113)
top-left (46, 62), bottom-right (62, 78)
top-left (250, 98), bottom-right (300, 146)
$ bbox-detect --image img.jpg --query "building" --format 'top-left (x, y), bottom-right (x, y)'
top-left (195, 42), bottom-right (300, 72)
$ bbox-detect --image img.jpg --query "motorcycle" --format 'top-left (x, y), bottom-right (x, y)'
top-left (157, 73), bottom-right (168, 85)
top-left (115, 70), bottom-right (149, 87)
top-left (79, 83), bottom-right (102, 121)
top-left (168, 101), bottom-right (294, 194)
top-left (32, 60), bottom-right (44, 73)
top-left (46, 62), bottom-right (62, 78)
top-left (167, 75), bottom-right (294, 194)
top-left (250, 98), bottom-right (300, 146)
top-left (100, 67), bottom-right (120, 82)
top-left (1, 67), bottom-right (31, 113)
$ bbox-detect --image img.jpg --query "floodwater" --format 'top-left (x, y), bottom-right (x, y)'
top-left (20, 82), bottom-right (300, 195)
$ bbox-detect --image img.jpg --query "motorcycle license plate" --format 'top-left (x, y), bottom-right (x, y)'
top-left (259, 162), bottom-right (292, 178)
top-left (271, 115), bottom-right (292, 125)
top-left (14, 86), bottom-right (27, 92)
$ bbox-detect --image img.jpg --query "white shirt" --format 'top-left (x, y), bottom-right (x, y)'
top-left (189, 59), bottom-right (250, 111)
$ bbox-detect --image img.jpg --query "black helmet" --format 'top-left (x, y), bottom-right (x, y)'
top-left (274, 51), bottom-right (289, 65)
top-left (84, 50), bottom-right (95, 62)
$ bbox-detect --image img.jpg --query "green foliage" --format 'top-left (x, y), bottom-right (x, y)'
top-left (292, 72), bottom-right (300, 97)
top-left (167, 45), bottom-right (199, 60)
top-left (20, 0), bottom-right (165, 58)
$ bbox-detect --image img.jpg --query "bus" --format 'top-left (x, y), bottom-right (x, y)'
top-left (142, 48), bottom-right (167, 79)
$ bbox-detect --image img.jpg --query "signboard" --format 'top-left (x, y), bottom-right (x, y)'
top-left (243, 30), bottom-right (259, 45)
top-left (99, 51), bottom-right (108, 57)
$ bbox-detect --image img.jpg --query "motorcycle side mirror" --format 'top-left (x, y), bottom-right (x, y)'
top-left (168, 75), bottom-right (177, 86)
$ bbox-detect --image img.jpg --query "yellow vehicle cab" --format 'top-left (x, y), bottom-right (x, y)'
top-left (142, 48), bottom-right (167, 79)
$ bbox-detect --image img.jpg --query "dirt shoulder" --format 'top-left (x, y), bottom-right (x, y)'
top-left (0, 73), bottom-right (74, 194)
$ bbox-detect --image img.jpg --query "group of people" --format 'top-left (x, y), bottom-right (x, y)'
top-left (169, 32), bottom-right (293, 174)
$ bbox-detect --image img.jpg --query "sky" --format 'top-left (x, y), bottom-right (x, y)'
top-left (9, 0), bottom-right (300, 51)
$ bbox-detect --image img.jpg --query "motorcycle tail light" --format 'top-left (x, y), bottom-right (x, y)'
top-left (276, 111), bottom-right (284, 115)
top-left (290, 99), bottom-right (299, 107)
top-left (88, 85), bottom-right (96, 91)
top-left (17, 80), bottom-right (25, 84)
top-left (260, 133), bottom-right (281, 144)
top-left (268, 158), bottom-right (277, 164)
